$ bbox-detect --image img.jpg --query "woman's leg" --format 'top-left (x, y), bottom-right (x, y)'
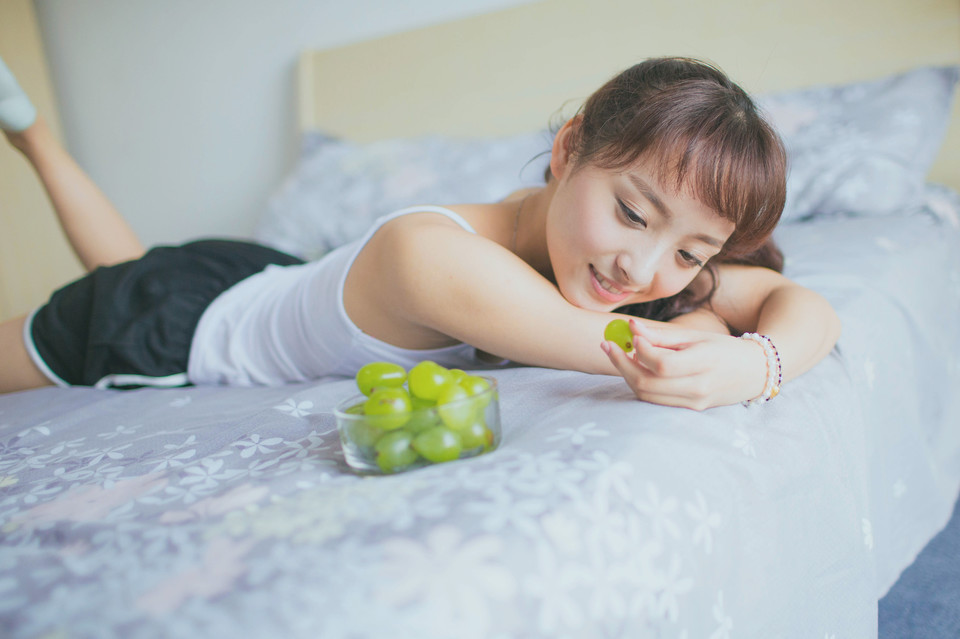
top-left (5, 118), bottom-right (145, 271)
top-left (2, 56), bottom-right (144, 271)
top-left (0, 315), bottom-right (53, 393)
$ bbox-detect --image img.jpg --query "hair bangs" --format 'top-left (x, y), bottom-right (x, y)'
top-left (583, 80), bottom-right (786, 258)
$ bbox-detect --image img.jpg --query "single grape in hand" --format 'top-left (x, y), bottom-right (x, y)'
top-left (604, 318), bottom-right (634, 353)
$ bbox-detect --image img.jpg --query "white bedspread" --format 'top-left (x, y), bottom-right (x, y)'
top-left (2, 200), bottom-right (960, 638)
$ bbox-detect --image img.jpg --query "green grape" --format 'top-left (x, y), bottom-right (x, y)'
top-left (436, 382), bottom-right (478, 430)
top-left (375, 430), bottom-right (420, 473)
top-left (403, 394), bottom-right (442, 435)
top-left (344, 416), bottom-right (382, 448)
top-left (405, 405), bottom-right (442, 434)
top-left (344, 402), bottom-right (365, 415)
top-left (363, 387), bottom-right (412, 430)
top-left (413, 426), bottom-right (463, 463)
top-left (604, 318), bottom-right (634, 353)
top-left (411, 396), bottom-right (437, 410)
top-left (356, 361), bottom-right (407, 396)
top-left (408, 361), bottom-right (452, 401)
top-left (459, 419), bottom-right (495, 451)
top-left (459, 375), bottom-right (492, 407)
top-left (447, 368), bottom-right (467, 384)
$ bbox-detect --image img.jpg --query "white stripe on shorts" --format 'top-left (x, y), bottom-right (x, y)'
top-left (93, 372), bottom-right (190, 390)
top-left (23, 307), bottom-right (70, 387)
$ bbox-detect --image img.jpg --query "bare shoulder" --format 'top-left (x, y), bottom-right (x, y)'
top-left (366, 211), bottom-right (550, 319)
top-left (346, 210), bottom-right (619, 371)
top-left (366, 210), bottom-right (512, 282)
top-left (343, 210), bottom-right (533, 349)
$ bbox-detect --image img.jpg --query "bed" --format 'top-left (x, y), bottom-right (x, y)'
top-left (4, 2), bottom-right (960, 637)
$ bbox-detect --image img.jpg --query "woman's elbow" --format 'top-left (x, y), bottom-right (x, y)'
top-left (822, 298), bottom-right (843, 350)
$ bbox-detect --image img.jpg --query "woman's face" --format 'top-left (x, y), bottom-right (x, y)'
top-left (546, 155), bottom-right (736, 312)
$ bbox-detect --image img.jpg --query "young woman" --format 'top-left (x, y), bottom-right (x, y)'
top-left (0, 56), bottom-right (841, 409)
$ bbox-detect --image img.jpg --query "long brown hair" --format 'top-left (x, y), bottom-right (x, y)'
top-left (551, 57), bottom-right (787, 321)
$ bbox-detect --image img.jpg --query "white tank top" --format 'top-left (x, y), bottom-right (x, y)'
top-left (187, 206), bottom-right (491, 386)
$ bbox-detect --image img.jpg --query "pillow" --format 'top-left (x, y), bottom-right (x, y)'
top-left (921, 182), bottom-right (960, 229)
top-left (256, 65), bottom-right (959, 256)
top-left (255, 131), bottom-right (552, 258)
top-left (758, 65), bottom-right (959, 223)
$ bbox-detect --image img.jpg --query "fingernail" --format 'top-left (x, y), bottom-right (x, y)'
top-left (601, 342), bottom-right (611, 354)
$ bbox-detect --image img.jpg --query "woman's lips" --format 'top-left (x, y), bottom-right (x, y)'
top-left (590, 265), bottom-right (630, 303)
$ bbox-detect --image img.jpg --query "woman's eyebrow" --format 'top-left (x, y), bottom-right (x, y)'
top-left (627, 173), bottom-right (725, 248)
top-left (628, 173), bottom-right (673, 220)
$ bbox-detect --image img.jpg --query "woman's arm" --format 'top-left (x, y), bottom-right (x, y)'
top-left (666, 305), bottom-right (730, 334)
top-left (357, 215), bottom-right (656, 375)
top-left (603, 264), bottom-right (842, 409)
top-left (697, 264), bottom-right (842, 386)
top-left (361, 217), bottom-right (840, 409)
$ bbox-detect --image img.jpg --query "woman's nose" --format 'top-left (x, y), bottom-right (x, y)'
top-left (616, 250), bottom-right (659, 290)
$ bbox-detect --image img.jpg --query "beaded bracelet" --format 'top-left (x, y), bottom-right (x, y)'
top-left (739, 332), bottom-right (782, 407)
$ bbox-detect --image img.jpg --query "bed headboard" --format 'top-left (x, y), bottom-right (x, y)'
top-left (298, 0), bottom-right (960, 191)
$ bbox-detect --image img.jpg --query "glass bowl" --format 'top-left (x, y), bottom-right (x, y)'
top-left (334, 376), bottom-right (501, 474)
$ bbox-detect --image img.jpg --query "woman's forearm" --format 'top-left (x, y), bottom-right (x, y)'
top-left (668, 306), bottom-right (731, 334)
top-left (754, 285), bottom-right (842, 383)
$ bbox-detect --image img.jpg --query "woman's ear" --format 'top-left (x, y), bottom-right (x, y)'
top-left (549, 115), bottom-right (582, 182)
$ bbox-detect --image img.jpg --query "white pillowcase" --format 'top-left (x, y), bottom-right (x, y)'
top-left (256, 65), bottom-right (959, 258)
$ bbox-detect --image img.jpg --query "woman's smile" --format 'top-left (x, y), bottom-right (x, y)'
top-left (590, 264), bottom-right (631, 303)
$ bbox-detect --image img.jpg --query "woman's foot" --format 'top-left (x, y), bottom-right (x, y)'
top-left (0, 56), bottom-right (37, 133)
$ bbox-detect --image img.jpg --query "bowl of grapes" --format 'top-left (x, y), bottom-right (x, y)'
top-left (334, 360), bottom-right (502, 474)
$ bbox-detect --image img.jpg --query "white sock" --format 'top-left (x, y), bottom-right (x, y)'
top-left (0, 57), bottom-right (37, 132)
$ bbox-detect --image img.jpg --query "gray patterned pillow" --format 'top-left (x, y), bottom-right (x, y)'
top-left (256, 131), bottom-right (552, 258)
top-left (759, 65), bottom-right (959, 223)
top-left (256, 66), bottom-right (959, 257)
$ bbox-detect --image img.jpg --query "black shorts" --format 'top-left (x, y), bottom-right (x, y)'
top-left (25, 239), bottom-right (304, 389)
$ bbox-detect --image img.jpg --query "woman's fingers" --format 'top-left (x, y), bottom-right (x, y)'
top-left (631, 333), bottom-right (673, 376)
top-left (602, 339), bottom-right (713, 409)
top-left (602, 339), bottom-right (648, 375)
top-left (630, 319), bottom-right (700, 349)
top-left (602, 338), bottom-right (703, 399)
top-left (630, 327), bottom-right (706, 379)
top-left (605, 321), bottom-right (769, 410)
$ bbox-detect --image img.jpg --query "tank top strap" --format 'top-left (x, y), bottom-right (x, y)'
top-left (374, 205), bottom-right (477, 234)
top-left (337, 203), bottom-right (477, 302)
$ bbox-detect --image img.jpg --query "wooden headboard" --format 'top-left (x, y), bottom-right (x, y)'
top-left (298, 0), bottom-right (960, 191)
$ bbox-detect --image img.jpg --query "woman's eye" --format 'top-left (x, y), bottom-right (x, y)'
top-left (679, 250), bottom-right (704, 267)
top-left (618, 200), bottom-right (646, 227)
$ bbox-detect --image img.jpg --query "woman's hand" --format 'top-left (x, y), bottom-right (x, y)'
top-left (601, 319), bottom-right (768, 410)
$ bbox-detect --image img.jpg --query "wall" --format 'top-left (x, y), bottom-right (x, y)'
top-left (32, 0), bottom-right (537, 248)
top-left (0, 0), bottom-right (82, 321)
top-left (27, 0), bottom-right (960, 256)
